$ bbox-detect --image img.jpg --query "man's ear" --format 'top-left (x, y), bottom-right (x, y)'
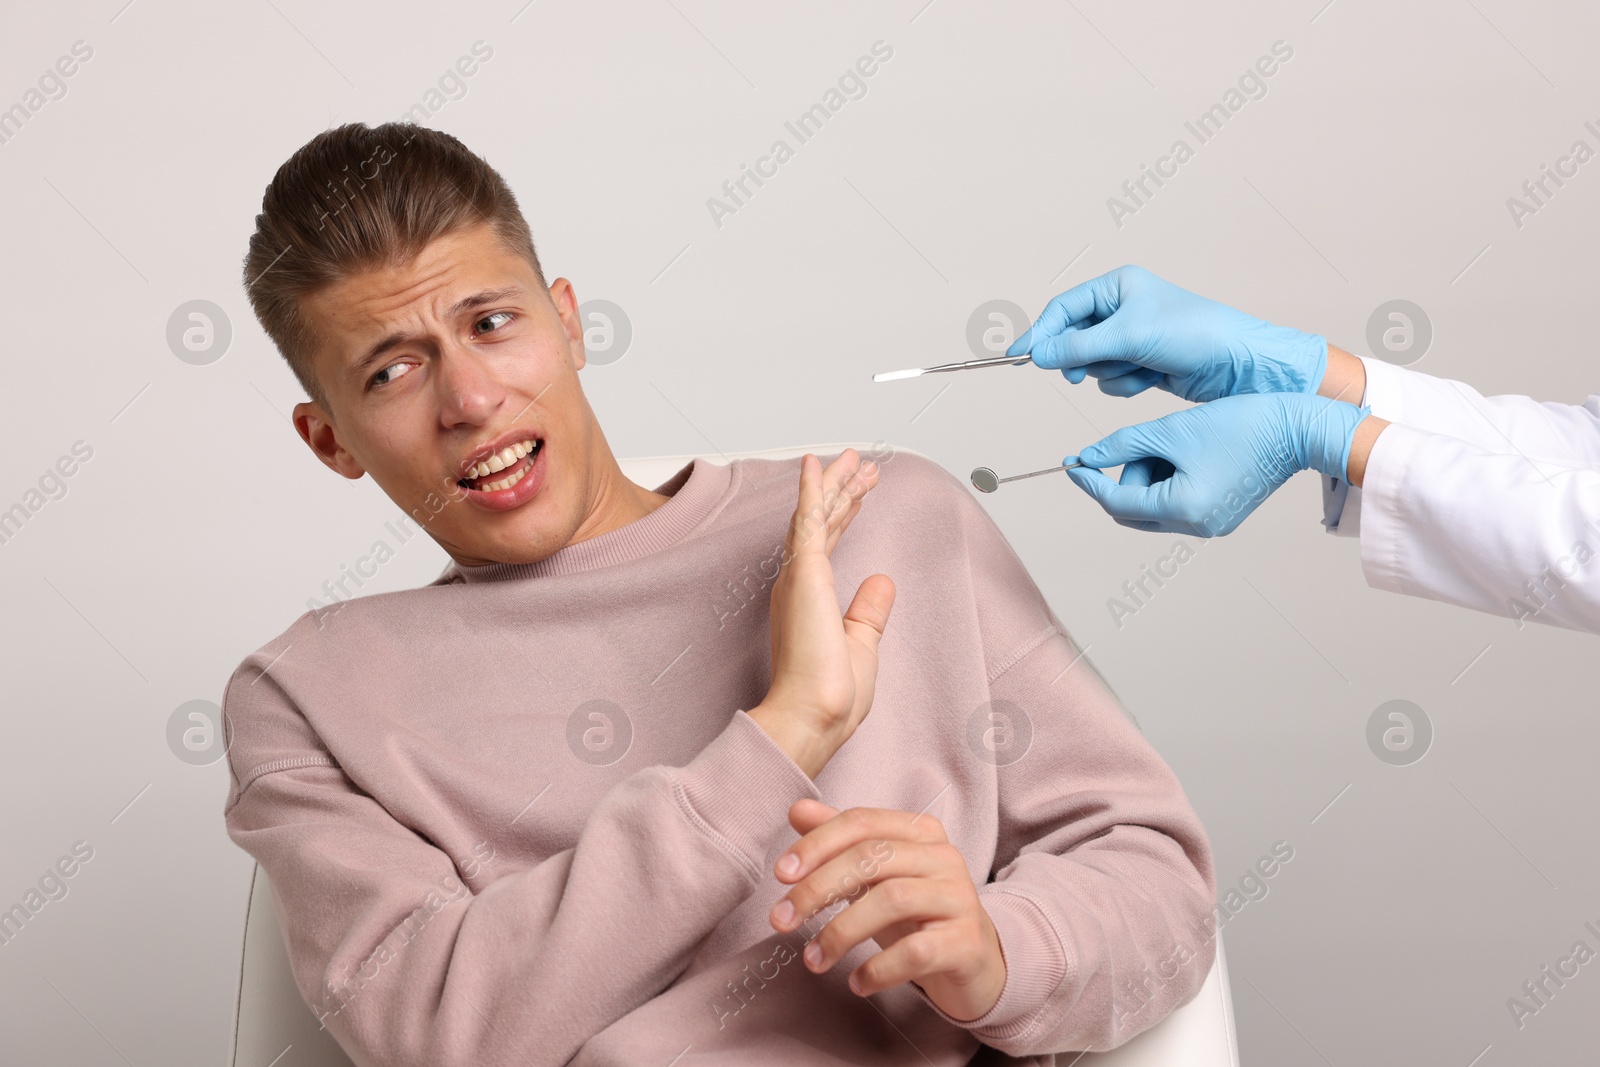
top-left (548, 276), bottom-right (585, 372)
top-left (293, 401), bottom-right (366, 479)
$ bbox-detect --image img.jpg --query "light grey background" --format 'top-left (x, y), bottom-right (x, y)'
top-left (1, 0), bottom-right (1594, 1063)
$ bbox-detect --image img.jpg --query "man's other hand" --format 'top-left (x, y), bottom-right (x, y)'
top-left (768, 800), bottom-right (1007, 1023)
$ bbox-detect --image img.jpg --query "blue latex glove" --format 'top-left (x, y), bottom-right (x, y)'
top-left (1005, 265), bottom-right (1328, 402)
top-left (1065, 393), bottom-right (1370, 536)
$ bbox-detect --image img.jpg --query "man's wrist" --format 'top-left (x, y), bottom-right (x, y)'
top-left (747, 702), bottom-right (835, 779)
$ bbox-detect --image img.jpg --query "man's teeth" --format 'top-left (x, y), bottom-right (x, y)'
top-left (467, 439), bottom-right (538, 479)
top-left (480, 463), bottom-right (530, 492)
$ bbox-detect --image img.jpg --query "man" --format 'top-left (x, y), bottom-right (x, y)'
top-left (224, 121), bottom-right (1216, 1066)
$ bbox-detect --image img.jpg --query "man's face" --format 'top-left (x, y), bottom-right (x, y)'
top-left (293, 222), bottom-right (606, 567)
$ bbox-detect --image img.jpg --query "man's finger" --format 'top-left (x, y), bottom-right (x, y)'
top-left (773, 840), bottom-right (952, 940)
top-left (787, 798), bottom-right (838, 835)
top-left (849, 927), bottom-right (975, 998)
top-left (774, 806), bottom-right (945, 884)
top-left (799, 874), bottom-right (960, 973)
top-left (786, 453), bottom-right (822, 557)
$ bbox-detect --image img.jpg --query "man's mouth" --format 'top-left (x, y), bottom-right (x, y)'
top-left (458, 437), bottom-right (543, 492)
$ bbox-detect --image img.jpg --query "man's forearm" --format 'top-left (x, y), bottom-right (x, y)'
top-left (1317, 343), bottom-right (1388, 487)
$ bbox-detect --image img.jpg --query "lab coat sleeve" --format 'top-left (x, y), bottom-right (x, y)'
top-left (1353, 421), bottom-right (1600, 633)
top-left (1357, 356), bottom-right (1600, 462)
top-left (1322, 356), bottom-right (1600, 552)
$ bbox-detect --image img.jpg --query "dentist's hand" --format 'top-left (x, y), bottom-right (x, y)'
top-left (1065, 393), bottom-right (1370, 535)
top-left (1005, 265), bottom-right (1328, 402)
top-left (751, 449), bottom-right (897, 779)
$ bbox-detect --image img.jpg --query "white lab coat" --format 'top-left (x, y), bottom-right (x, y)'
top-left (1322, 356), bottom-right (1600, 634)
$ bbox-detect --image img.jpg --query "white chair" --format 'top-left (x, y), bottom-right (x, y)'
top-left (228, 444), bottom-right (1240, 1067)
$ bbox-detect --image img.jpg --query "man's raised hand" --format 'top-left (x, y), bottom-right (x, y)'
top-left (750, 449), bottom-right (896, 779)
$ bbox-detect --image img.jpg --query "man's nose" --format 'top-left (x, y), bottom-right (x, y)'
top-left (434, 343), bottom-right (506, 427)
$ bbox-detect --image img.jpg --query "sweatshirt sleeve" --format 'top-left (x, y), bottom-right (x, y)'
top-left (222, 664), bottom-right (820, 1067)
top-left (904, 468), bottom-right (1217, 1055)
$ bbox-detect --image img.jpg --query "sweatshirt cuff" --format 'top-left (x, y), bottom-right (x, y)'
top-left (670, 709), bottom-right (821, 882)
top-left (911, 889), bottom-right (1068, 1041)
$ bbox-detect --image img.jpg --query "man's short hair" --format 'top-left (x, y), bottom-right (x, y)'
top-left (241, 121), bottom-right (545, 405)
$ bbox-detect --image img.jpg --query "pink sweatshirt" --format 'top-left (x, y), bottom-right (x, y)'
top-left (222, 449), bottom-right (1216, 1066)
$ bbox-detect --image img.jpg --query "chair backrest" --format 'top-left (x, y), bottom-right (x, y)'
top-left (1080, 934), bottom-right (1238, 1065)
top-left (231, 861), bottom-right (357, 1067)
top-left (228, 444), bottom-right (1239, 1067)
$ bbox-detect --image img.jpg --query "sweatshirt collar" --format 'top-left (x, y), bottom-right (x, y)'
top-left (444, 456), bottom-right (736, 583)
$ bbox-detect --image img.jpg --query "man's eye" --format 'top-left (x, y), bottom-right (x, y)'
top-left (370, 361), bottom-right (414, 388)
top-left (475, 311), bottom-right (514, 335)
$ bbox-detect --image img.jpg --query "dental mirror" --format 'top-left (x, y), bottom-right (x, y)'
top-left (970, 461), bottom-right (1086, 493)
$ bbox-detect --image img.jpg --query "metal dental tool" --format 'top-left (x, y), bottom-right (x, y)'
top-left (873, 353), bottom-right (1033, 383)
top-left (970, 460), bottom-right (1087, 493)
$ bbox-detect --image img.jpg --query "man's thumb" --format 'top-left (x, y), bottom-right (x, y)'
top-left (842, 574), bottom-right (895, 650)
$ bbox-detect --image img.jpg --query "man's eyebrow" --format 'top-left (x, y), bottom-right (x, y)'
top-left (347, 285), bottom-right (529, 381)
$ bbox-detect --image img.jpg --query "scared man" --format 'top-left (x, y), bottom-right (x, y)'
top-left (222, 121), bottom-right (1217, 1066)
